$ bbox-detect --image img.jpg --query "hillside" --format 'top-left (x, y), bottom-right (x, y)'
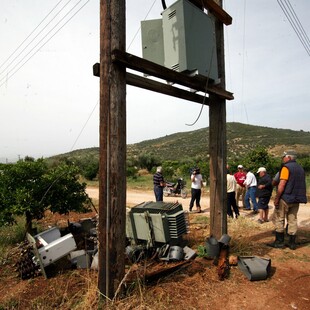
top-left (52, 122), bottom-right (310, 162)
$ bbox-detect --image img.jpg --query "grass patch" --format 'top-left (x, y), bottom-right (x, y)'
top-left (0, 217), bottom-right (27, 265)
top-left (127, 174), bottom-right (153, 190)
top-left (0, 298), bottom-right (20, 310)
top-left (190, 215), bottom-right (209, 225)
top-left (0, 217), bottom-right (26, 247)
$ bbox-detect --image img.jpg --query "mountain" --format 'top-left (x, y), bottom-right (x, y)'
top-left (52, 123), bottom-right (310, 162)
top-left (127, 122), bottom-right (310, 161)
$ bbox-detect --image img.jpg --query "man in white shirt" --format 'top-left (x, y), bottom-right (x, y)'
top-left (227, 170), bottom-right (240, 218)
top-left (243, 169), bottom-right (258, 213)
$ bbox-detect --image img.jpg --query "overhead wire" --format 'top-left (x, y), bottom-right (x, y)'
top-left (277, 0), bottom-right (310, 56)
top-left (1, 0), bottom-right (96, 162)
top-left (0, 0), bottom-right (65, 71)
top-left (0, 0), bottom-right (73, 77)
top-left (70, 101), bottom-right (99, 151)
top-left (284, 0), bottom-right (310, 48)
top-left (0, 0), bottom-right (90, 88)
top-left (241, 0), bottom-right (249, 125)
top-left (126, 0), bottom-right (157, 52)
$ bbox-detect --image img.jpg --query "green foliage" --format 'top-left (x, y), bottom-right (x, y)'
top-left (162, 161), bottom-right (178, 179)
top-left (0, 217), bottom-right (26, 247)
top-left (127, 166), bottom-right (139, 178)
top-left (137, 153), bottom-right (160, 172)
top-left (299, 156), bottom-right (310, 173)
top-left (47, 148), bottom-right (100, 181)
top-left (42, 164), bottom-right (91, 215)
top-left (197, 245), bottom-right (209, 258)
top-left (238, 146), bottom-right (280, 177)
top-left (0, 159), bottom-right (91, 229)
top-left (82, 160), bottom-right (99, 180)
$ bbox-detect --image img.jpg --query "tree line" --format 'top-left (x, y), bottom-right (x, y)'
top-left (1, 146), bottom-right (309, 230)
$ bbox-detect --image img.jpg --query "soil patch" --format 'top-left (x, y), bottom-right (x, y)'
top-left (0, 188), bottom-right (309, 309)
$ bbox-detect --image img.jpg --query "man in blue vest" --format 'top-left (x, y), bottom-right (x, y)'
top-left (268, 150), bottom-right (307, 249)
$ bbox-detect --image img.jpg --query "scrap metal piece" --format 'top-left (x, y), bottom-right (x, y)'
top-left (183, 246), bottom-right (197, 260)
top-left (27, 227), bottom-right (77, 278)
top-left (238, 256), bottom-right (271, 281)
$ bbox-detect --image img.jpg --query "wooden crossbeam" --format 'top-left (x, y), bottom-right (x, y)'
top-left (127, 72), bottom-right (209, 105)
top-left (190, 0), bottom-right (232, 25)
top-left (94, 63), bottom-right (209, 105)
top-left (110, 50), bottom-right (234, 100)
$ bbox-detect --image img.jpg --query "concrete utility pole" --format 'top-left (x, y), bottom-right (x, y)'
top-left (98, 0), bottom-right (126, 299)
top-left (209, 0), bottom-right (227, 239)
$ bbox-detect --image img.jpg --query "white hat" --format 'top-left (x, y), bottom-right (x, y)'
top-left (237, 165), bottom-right (243, 169)
top-left (282, 150), bottom-right (297, 158)
top-left (257, 167), bottom-right (266, 173)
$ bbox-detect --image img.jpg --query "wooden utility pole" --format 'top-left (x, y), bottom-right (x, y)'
top-left (98, 0), bottom-right (126, 299)
top-left (95, 0), bottom-right (232, 298)
top-left (209, 0), bottom-right (227, 239)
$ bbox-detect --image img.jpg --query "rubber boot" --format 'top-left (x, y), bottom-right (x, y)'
top-left (267, 232), bottom-right (285, 248)
top-left (287, 235), bottom-right (297, 250)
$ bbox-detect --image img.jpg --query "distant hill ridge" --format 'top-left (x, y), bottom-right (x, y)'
top-left (54, 122), bottom-right (310, 162)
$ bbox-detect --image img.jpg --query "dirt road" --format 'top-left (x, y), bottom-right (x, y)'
top-left (86, 187), bottom-right (310, 227)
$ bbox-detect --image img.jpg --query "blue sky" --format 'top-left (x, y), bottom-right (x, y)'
top-left (0, 0), bottom-right (309, 162)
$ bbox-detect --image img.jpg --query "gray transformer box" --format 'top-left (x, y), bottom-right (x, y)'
top-left (141, 0), bottom-right (218, 80)
top-left (141, 19), bottom-right (165, 67)
top-left (162, 0), bottom-right (218, 79)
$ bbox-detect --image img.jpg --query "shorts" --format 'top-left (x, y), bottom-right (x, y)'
top-left (257, 196), bottom-right (271, 210)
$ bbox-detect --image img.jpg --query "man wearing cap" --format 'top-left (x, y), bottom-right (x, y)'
top-left (268, 150), bottom-right (307, 249)
top-left (256, 167), bottom-right (273, 224)
top-left (234, 165), bottom-right (246, 208)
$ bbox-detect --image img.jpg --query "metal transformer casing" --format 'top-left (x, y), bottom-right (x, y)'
top-left (141, 0), bottom-right (218, 80)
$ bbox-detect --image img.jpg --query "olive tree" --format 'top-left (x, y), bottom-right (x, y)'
top-left (0, 158), bottom-right (91, 232)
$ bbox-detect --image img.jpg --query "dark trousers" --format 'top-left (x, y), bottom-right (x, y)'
top-left (190, 188), bottom-right (201, 210)
top-left (154, 186), bottom-right (163, 202)
top-left (227, 191), bottom-right (239, 218)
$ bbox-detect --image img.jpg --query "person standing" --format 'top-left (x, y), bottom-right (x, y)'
top-left (189, 167), bottom-right (203, 213)
top-left (234, 165), bottom-right (246, 208)
top-left (256, 167), bottom-right (273, 223)
top-left (227, 170), bottom-right (240, 219)
top-left (243, 169), bottom-right (258, 213)
top-left (153, 166), bottom-right (165, 202)
top-left (268, 150), bottom-right (307, 249)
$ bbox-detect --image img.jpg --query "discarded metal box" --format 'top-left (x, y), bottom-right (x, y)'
top-left (27, 227), bottom-right (77, 278)
top-left (238, 256), bottom-right (271, 281)
top-left (126, 201), bottom-right (188, 245)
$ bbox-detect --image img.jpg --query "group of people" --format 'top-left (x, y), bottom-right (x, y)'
top-left (227, 164), bottom-right (273, 223)
top-left (154, 150), bottom-right (307, 250)
top-left (227, 150), bottom-right (307, 250)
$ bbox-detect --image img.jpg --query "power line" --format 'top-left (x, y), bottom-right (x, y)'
top-left (284, 0), bottom-right (310, 47)
top-left (70, 101), bottom-right (99, 151)
top-left (277, 0), bottom-right (310, 56)
top-left (0, 0), bottom-right (90, 88)
top-left (0, 1), bottom-right (95, 156)
top-left (127, 0), bottom-right (157, 52)
top-left (0, 0), bottom-right (73, 77)
top-left (0, 0), bottom-right (65, 71)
